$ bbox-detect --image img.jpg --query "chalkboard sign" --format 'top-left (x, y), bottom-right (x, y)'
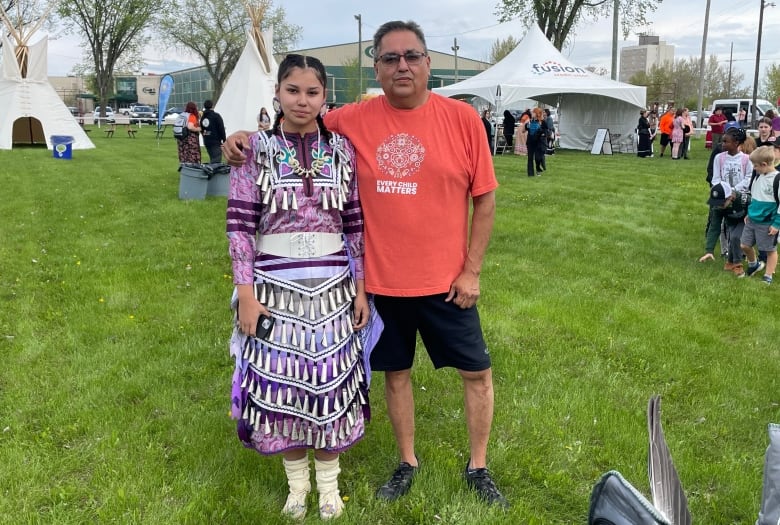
top-left (590, 128), bottom-right (613, 155)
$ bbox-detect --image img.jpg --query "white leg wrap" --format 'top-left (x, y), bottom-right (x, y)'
top-left (282, 456), bottom-right (311, 520)
top-left (315, 456), bottom-right (344, 520)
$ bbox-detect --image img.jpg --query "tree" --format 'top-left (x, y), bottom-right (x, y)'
top-left (158, 0), bottom-right (300, 100)
top-left (495, 0), bottom-right (661, 50)
top-left (629, 55), bottom-right (748, 109)
top-left (761, 63), bottom-right (780, 105)
top-left (58, 0), bottom-right (160, 115)
top-left (340, 57), bottom-right (362, 103)
top-left (0, 0), bottom-right (53, 51)
top-left (490, 35), bottom-right (519, 63)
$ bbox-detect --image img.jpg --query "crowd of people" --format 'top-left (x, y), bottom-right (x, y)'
top-left (698, 107), bottom-right (780, 285)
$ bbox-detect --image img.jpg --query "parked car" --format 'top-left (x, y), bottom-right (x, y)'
top-left (128, 105), bottom-right (157, 124)
top-left (162, 107), bottom-right (184, 124)
top-left (67, 106), bottom-right (79, 116)
top-left (690, 110), bottom-right (711, 128)
top-left (93, 106), bottom-right (115, 124)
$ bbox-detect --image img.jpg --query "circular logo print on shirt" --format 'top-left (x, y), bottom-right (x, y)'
top-left (375, 133), bottom-right (425, 179)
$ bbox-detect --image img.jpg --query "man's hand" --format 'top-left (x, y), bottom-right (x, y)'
top-left (222, 131), bottom-right (252, 166)
top-left (445, 270), bottom-right (480, 309)
top-left (698, 253), bottom-right (715, 262)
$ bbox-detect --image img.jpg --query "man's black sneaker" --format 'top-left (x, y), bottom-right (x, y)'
top-left (376, 461), bottom-right (418, 501)
top-left (464, 462), bottom-right (509, 509)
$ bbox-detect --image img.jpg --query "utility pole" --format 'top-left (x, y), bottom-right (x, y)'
top-left (611, 0), bottom-right (618, 80)
top-left (727, 42), bottom-right (733, 97)
top-left (751, 1), bottom-right (773, 128)
top-left (354, 14), bottom-right (362, 100)
top-left (696, 0), bottom-right (710, 129)
top-left (452, 38), bottom-right (460, 82)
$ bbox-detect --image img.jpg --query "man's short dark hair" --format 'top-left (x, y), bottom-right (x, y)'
top-left (373, 20), bottom-right (427, 59)
top-left (204, 100), bottom-right (214, 109)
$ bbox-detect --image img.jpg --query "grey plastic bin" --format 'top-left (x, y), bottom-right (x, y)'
top-left (178, 163), bottom-right (208, 200)
top-left (203, 163), bottom-right (231, 197)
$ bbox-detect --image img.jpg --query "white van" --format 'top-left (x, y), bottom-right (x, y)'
top-left (710, 98), bottom-right (776, 122)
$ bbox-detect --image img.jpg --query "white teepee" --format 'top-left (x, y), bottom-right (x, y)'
top-left (215, 7), bottom-right (278, 137)
top-left (0, 4), bottom-right (95, 150)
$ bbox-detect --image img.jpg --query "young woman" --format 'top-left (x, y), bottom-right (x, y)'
top-left (637, 109), bottom-right (652, 158)
top-left (176, 101), bottom-right (201, 164)
top-left (755, 117), bottom-right (776, 147)
top-left (226, 54), bottom-right (372, 520)
top-left (671, 108), bottom-right (685, 159)
top-left (525, 108), bottom-right (547, 176)
top-left (257, 107), bottom-right (271, 131)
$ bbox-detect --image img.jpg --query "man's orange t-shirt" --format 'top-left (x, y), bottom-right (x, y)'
top-left (659, 111), bottom-right (674, 135)
top-left (325, 93), bottom-right (498, 297)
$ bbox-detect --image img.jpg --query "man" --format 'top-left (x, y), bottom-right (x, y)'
top-left (657, 106), bottom-right (674, 158)
top-left (708, 106), bottom-right (727, 148)
top-left (200, 100), bottom-right (226, 164)
top-left (222, 20), bottom-right (507, 508)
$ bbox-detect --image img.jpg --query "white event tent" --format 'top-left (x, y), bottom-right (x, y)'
top-left (434, 24), bottom-right (646, 150)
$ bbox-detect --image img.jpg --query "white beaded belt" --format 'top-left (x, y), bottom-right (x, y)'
top-left (257, 232), bottom-right (344, 258)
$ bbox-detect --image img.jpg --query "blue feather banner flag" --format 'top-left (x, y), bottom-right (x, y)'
top-left (157, 74), bottom-right (174, 128)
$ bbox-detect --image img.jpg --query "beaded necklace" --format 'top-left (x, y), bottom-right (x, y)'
top-left (279, 121), bottom-right (326, 179)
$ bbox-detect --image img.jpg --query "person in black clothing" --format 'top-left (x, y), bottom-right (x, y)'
top-left (200, 99), bottom-right (227, 164)
top-left (481, 110), bottom-right (494, 155)
top-left (525, 108), bottom-right (547, 176)
top-left (637, 109), bottom-right (653, 157)
top-left (502, 110), bottom-right (516, 152)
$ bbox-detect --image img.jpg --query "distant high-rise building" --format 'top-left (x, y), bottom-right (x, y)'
top-left (619, 34), bottom-right (675, 83)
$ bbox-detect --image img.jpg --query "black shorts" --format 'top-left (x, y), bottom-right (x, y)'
top-left (659, 133), bottom-right (671, 146)
top-left (369, 294), bottom-right (491, 372)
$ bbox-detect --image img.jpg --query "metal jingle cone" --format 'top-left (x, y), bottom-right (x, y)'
top-left (322, 190), bottom-right (329, 210)
top-left (321, 361), bottom-right (328, 384)
top-left (328, 290), bottom-right (337, 312)
top-left (278, 290), bottom-right (286, 311)
top-left (291, 192), bottom-right (298, 210)
top-left (298, 295), bottom-right (305, 317)
top-left (291, 421), bottom-right (299, 441)
top-left (320, 294), bottom-right (328, 316)
top-left (281, 189), bottom-right (289, 211)
top-left (267, 286), bottom-right (276, 308)
top-left (288, 292), bottom-right (296, 313)
top-left (299, 327), bottom-right (306, 351)
top-left (310, 331), bottom-right (317, 354)
top-left (283, 418), bottom-right (290, 437)
top-left (309, 300), bottom-right (316, 321)
top-left (291, 326), bottom-right (298, 348)
top-left (242, 403), bottom-right (250, 420)
top-left (241, 372), bottom-right (249, 389)
top-left (269, 194), bottom-right (277, 214)
top-left (259, 282), bottom-right (267, 304)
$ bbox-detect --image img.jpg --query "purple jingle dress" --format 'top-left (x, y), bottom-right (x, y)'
top-left (226, 129), bottom-right (370, 455)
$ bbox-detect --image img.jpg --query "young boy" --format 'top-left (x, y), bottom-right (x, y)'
top-left (699, 181), bottom-right (749, 276)
top-left (740, 146), bottom-right (780, 284)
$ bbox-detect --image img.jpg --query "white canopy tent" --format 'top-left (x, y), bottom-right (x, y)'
top-left (434, 24), bottom-right (646, 150)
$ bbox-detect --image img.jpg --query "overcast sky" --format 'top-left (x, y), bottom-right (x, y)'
top-left (46, 0), bottom-right (779, 90)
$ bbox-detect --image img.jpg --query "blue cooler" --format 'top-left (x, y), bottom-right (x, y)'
top-left (51, 135), bottom-right (74, 159)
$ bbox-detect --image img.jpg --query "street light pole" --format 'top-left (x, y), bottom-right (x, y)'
top-left (452, 38), bottom-right (460, 83)
top-left (354, 14), bottom-right (362, 101)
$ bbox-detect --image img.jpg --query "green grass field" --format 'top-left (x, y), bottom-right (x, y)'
top-left (1, 128), bottom-right (778, 524)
